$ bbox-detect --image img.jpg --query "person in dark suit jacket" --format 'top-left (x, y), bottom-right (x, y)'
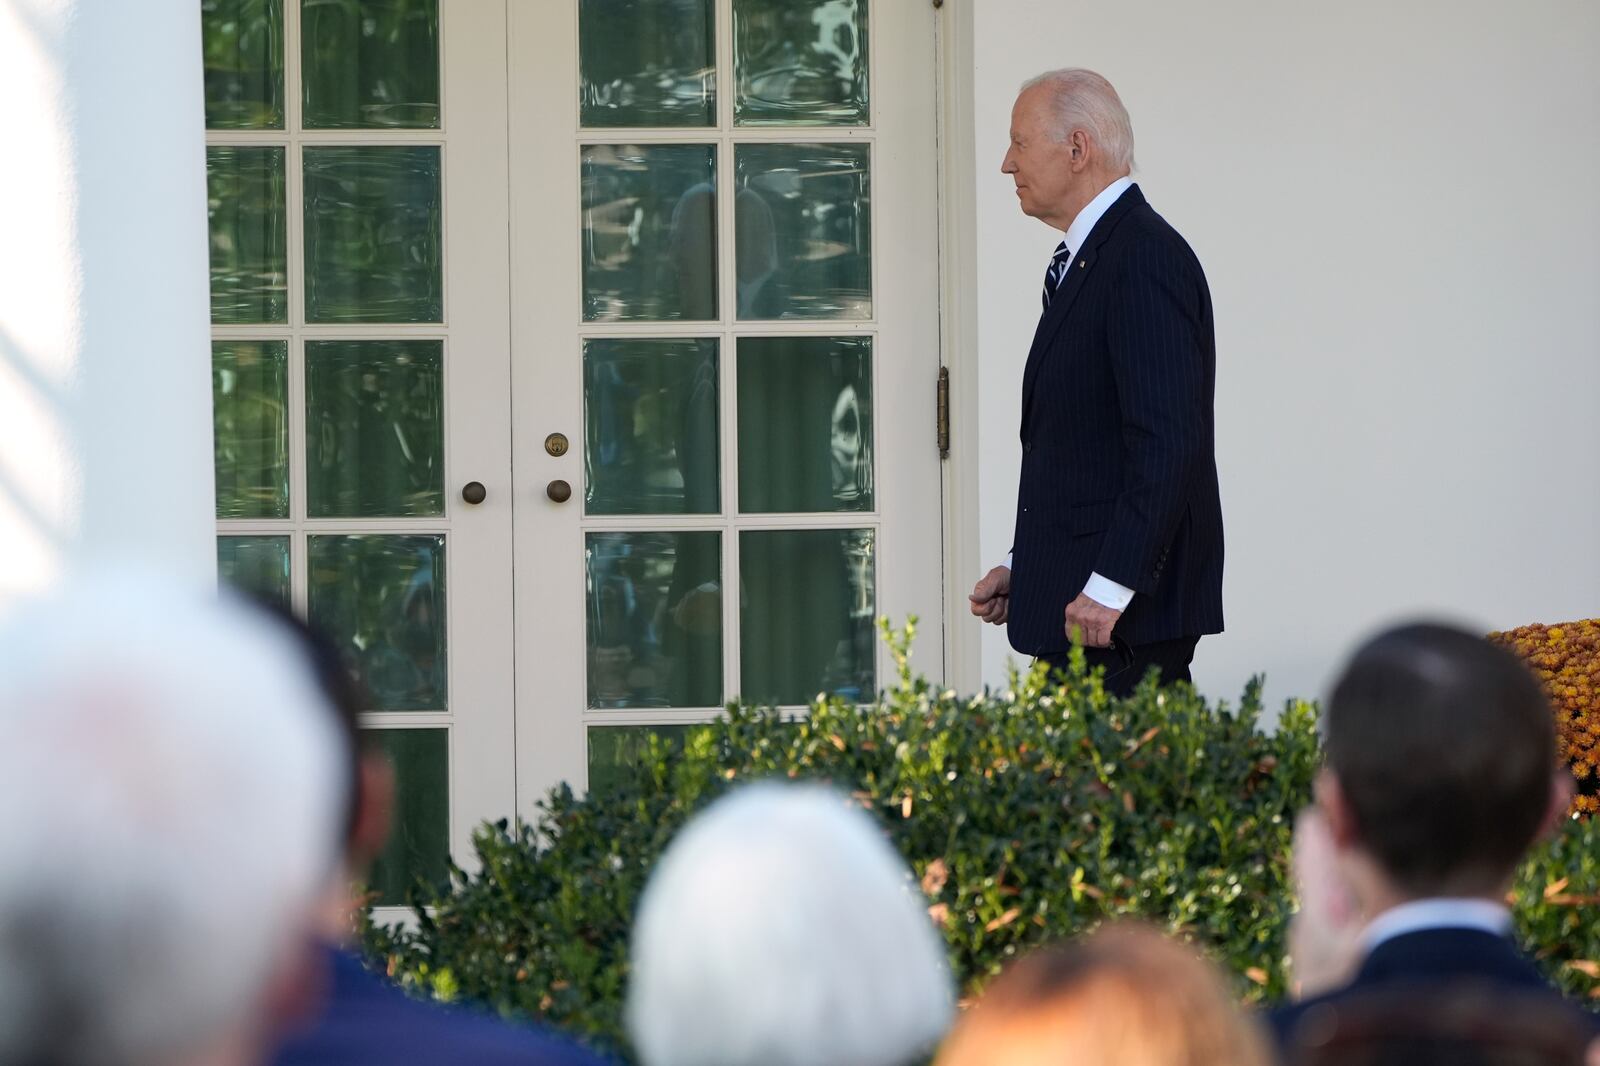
top-left (1268, 622), bottom-right (1595, 1055)
top-left (969, 68), bottom-right (1223, 696)
top-left (258, 607), bottom-right (612, 1066)
top-left (275, 946), bottom-right (612, 1066)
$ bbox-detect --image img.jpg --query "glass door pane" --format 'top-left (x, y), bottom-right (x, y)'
top-left (301, 0), bottom-right (441, 129)
top-left (584, 338), bottom-right (720, 515)
top-left (581, 144), bottom-right (719, 322)
top-left (733, 142), bottom-right (872, 320)
top-left (737, 335), bottom-right (872, 512)
top-left (732, 0), bottom-right (869, 126)
top-left (579, 0), bottom-right (716, 128)
top-left (202, 0), bottom-right (286, 129)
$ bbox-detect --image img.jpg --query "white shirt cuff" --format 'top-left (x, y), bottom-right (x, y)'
top-left (1083, 572), bottom-right (1134, 611)
top-left (1003, 553), bottom-right (1012, 570)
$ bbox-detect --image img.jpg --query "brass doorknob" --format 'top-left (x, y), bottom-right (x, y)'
top-left (546, 479), bottom-right (572, 503)
top-left (461, 481), bottom-right (487, 505)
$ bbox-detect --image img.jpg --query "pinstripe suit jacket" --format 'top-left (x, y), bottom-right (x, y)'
top-left (1008, 184), bottom-right (1224, 654)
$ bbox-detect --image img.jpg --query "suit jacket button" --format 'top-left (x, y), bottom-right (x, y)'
top-left (1023, 443), bottom-right (1034, 454)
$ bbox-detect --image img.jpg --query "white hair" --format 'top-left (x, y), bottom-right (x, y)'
top-left (1021, 68), bottom-right (1136, 172)
top-left (627, 782), bottom-right (954, 1066)
top-left (0, 573), bottom-right (344, 1065)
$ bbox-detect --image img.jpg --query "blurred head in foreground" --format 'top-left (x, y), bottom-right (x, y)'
top-left (935, 923), bottom-right (1272, 1066)
top-left (1319, 621), bottom-right (1564, 902)
top-left (626, 782), bottom-right (953, 1066)
top-left (0, 574), bottom-right (344, 1066)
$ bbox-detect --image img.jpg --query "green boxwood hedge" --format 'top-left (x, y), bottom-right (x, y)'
top-left (363, 623), bottom-right (1600, 1059)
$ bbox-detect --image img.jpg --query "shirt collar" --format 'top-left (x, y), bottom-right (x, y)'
top-left (1359, 898), bottom-right (1514, 955)
top-left (1062, 174), bottom-right (1135, 257)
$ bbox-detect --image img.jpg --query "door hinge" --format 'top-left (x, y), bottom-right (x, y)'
top-left (936, 366), bottom-right (950, 459)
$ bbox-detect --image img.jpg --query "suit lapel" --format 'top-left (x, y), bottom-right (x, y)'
top-left (1019, 184), bottom-right (1146, 436)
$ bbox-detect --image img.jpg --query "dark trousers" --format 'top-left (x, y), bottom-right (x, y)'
top-left (1038, 636), bottom-right (1200, 698)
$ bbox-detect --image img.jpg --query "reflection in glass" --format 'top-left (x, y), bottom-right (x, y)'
top-left (733, 0), bottom-right (868, 126)
top-left (367, 728), bottom-right (449, 905)
top-left (585, 339), bottom-right (719, 515)
top-left (586, 532), bottom-right (721, 708)
top-left (304, 146), bottom-right (442, 323)
top-left (216, 536), bottom-right (291, 611)
top-left (306, 341), bottom-right (444, 518)
top-left (213, 341), bottom-right (289, 519)
top-left (201, 0), bottom-right (284, 129)
top-left (740, 528), bottom-right (875, 705)
top-left (582, 144), bottom-right (717, 322)
top-left (207, 146), bottom-right (288, 324)
top-left (302, 0), bottom-right (440, 129)
top-left (308, 535), bottom-right (446, 711)
top-left (587, 725), bottom-right (690, 795)
top-left (738, 336), bottom-right (872, 513)
top-left (580, 0), bottom-right (714, 128)
top-left (734, 143), bottom-right (871, 319)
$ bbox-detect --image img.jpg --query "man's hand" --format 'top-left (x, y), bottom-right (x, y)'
top-left (1286, 807), bottom-right (1363, 999)
top-left (1064, 593), bottom-right (1121, 647)
top-left (969, 566), bottom-right (1011, 625)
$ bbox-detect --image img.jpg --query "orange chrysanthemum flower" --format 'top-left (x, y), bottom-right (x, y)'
top-left (1489, 619), bottom-right (1600, 818)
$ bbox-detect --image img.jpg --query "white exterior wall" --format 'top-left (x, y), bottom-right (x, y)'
top-left (970, 1), bottom-right (1600, 710)
top-left (0, 0), bottom-right (216, 605)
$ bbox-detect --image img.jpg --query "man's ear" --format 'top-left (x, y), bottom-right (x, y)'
top-left (349, 753), bottom-right (396, 870)
top-left (1314, 768), bottom-right (1361, 850)
top-left (1068, 129), bottom-right (1091, 170)
top-left (1539, 770), bottom-right (1575, 840)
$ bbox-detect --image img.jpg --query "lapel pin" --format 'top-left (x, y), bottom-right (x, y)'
top-left (1079, 260), bottom-right (1087, 268)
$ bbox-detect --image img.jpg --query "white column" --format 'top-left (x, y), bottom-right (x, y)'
top-left (0, 0), bottom-right (216, 607)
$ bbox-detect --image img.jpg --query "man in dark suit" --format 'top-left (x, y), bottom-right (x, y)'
top-left (1270, 622), bottom-right (1594, 1054)
top-left (969, 68), bottom-right (1223, 696)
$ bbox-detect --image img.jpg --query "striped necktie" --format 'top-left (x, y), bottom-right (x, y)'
top-left (1041, 240), bottom-right (1073, 310)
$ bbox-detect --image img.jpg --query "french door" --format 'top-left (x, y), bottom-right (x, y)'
top-left (508, 0), bottom-right (944, 808)
top-left (204, 0), bottom-right (942, 904)
top-left (204, 0), bottom-right (514, 910)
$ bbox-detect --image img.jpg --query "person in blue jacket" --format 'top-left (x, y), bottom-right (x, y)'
top-left (265, 607), bottom-right (612, 1066)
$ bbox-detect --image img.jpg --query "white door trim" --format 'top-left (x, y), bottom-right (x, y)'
top-left (935, 0), bottom-right (983, 694)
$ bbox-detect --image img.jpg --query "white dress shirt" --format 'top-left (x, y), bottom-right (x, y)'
top-left (1358, 897), bottom-right (1514, 956)
top-left (1005, 175), bottom-right (1137, 612)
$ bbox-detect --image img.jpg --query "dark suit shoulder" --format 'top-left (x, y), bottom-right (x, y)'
top-left (1265, 930), bottom-right (1600, 1051)
top-left (1100, 201), bottom-right (1204, 276)
top-left (273, 948), bottom-right (615, 1066)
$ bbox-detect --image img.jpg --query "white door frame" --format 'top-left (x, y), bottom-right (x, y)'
top-left (429, 0), bottom-right (517, 878)
top-left (934, 0), bottom-right (984, 695)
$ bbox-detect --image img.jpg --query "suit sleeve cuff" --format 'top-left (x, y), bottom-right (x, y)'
top-left (1083, 572), bottom-right (1135, 611)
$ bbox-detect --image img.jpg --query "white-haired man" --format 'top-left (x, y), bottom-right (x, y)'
top-left (969, 69), bottom-right (1224, 695)
top-left (627, 782), bottom-right (954, 1066)
top-left (0, 575), bottom-right (345, 1066)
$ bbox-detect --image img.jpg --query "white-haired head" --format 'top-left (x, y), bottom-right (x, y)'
top-left (627, 782), bottom-right (954, 1066)
top-left (0, 573), bottom-right (345, 1065)
top-left (1020, 68), bottom-right (1136, 173)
